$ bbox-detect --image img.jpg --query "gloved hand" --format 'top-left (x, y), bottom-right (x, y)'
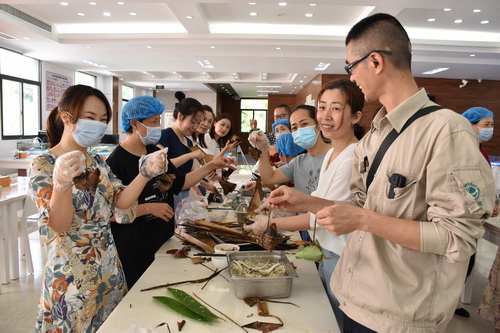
top-left (139, 148), bottom-right (168, 179)
top-left (254, 199), bottom-right (270, 214)
top-left (243, 215), bottom-right (270, 234)
top-left (248, 130), bottom-right (269, 151)
top-left (53, 150), bottom-right (85, 189)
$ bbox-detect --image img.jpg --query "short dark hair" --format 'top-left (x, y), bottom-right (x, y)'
top-left (346, 13), bottom-right (412, 71)
top-left (291, 105), bottom-right (317, 124)
top-left (173, 97), bottom-right (203, 120)
top-left (275, 104), bottom-right (291, 114)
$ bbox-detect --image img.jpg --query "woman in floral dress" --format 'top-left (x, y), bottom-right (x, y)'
top-left (29, 85), bottom-right (166, 332)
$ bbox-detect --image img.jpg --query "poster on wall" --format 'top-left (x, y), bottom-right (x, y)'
top-left (46, 71), bottom-right (73, 111)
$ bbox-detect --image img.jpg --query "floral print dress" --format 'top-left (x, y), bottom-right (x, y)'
top-left (29, 152), bottom-right (137, 333)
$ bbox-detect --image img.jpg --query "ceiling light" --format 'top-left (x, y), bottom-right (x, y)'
top-left (86, 46), bottom-right (91, 48)
top-left (481, 20), bottom-right (489, 24)
top-left (257, 85), bottom-right (281, 88)
top-left (146, 46), bottom-right (152, 49)
top-left (117, 2), bottom-right (125, 5)
top-left (470, 54), bottom-right (476, 57)
top-left (422, 67), bottom-right (449, 75)
top-left (78, 13), bottom-right (85, 16)
top-left (23, 37), bottom-right (30, 40)
top-left (305, 13), bottom-right (313, 18)
top-left (261, 73), bottom-right (268, 80)
top-left (83, 60), bottom-right (107, 68)
top-left (129, 12), bottom-right (137, 15)
top-left (427, 18), bottom-right (435, 22)
top-left (314, 62), bottom-right (330, 71)
top-left (256, 90), bottom-right (279, 93)
top-left (210, 46), bottom-right (216, 49)
top-left (250, 12), bottom-right (258, 16)
top-left (309, 4), bottom-right (317, 6)
top-left (60, 2), bottom-right (69, 6)
top-left (443, 8), bottom-right (451, 12)
top-left (299, 80), bottom-right (303, 83)
top-left (249, 2), bottom-right (256, 5)
top-left (103, 12), bottom-right (111, 16)
top-left (197, 60), bottom-right (214, 69)
top-left (276, 47), bottom-right (282, 50)
top-left (279, 2), bottom-right (287, 6)
top-left (473, 9), bottom-right (481, 13)
top-left (454, 19), bottom-right (462, 23)
top-left (186, 16), bottom-right (193, 19)
top-left (89, 2), bottom-right (96, 5)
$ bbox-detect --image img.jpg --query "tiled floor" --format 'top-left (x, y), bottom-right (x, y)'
top-left (1, 219), bottom-right (499, 332)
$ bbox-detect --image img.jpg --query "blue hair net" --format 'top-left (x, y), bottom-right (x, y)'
top-left (461, 107), bottom-right (494, 123)
top-left (272, 119), bottom-right (290, 133)
top-left (121, 96), bottom-right (164, 132)
top-left (275, 132), bottom-right (305, 157)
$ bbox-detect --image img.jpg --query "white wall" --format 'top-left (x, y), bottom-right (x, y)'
top-left (155, 91), bottom-right (217, 112)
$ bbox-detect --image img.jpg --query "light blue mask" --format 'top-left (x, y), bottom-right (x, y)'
top-left (477, 127), bottom-right (494, 143)
top-left (137, 121), bottom-right (162, 145)
top-left (71, 118), bottom-right (107, 147)
top-left (292, 125), bottom-right (318, 149)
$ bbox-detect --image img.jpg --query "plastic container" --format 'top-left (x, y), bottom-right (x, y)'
top-left (228, 251), bottom-right (299, 299)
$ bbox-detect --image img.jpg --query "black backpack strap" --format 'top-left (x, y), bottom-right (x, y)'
top-left (365, 105), bottom-right (442, 191)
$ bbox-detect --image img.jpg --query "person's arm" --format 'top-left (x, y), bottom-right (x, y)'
top-left (170, 151), bottom-right (204, 168)
top-left (136, 202), bottom-right (174, 222)
top-left (244, 213), bottom-right (311, 234)
top-left (257, 146), bottom-right (290, 186)
top-left (182, 156), bottom-right (231, 190)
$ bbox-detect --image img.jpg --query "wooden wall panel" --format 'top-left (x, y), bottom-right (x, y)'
top-left (293, 74), bottom-right (500, 155)
top-left (267, 94), bottom-right (296, 132)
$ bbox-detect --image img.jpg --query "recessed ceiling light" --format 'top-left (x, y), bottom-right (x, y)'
top-left (186, 15), bottom-right (193, 19)
top-left (279, 2), bottom-right (287, 6)
top-left (427, 18), bottom-right (436, 22)
top-left (250, 12), bottom-right (258, 16)
top-left (454, 19), bottom-right (463, 23)
top-left (481, 20), bottom-right (490, 24)
top-left (305, 13), bottom-right (313, 17)
top-left (257, 85), bottom-right (282, 88)
top-left (89, 2), bottom-right (96, 5)
top-left (60, 2), bottom-right (69, 6)
top-left (129, 12), bottom-right (137, 15)
top-left (443, 8), bottom-right (451, 12)
top-left (470, 54), bottom-right (476, 57)
top-left (103, 12), bottom-right (111, 16)
top-left (78, 12), bottom-right (85, 16)
top-left (309, 4), bottom-right (317, 6)
top-left (117, 2), bottom-right (125, 5)
top-left (86, 46), bottom-right (91, 48)
top-left (146, 46), bottom-right (152, 49)
top-left (299, 80), bottom-right (303, 83)
top-left (314, 62), bottom-right (330, 71)
top-left (276, 47), bottom-right (282, 50)
top-left (422, 67), bottom-right (449, 75)
top-left (473, 9), bottom-right (481, 13)
top-left (210, 46), bottom-right (216, 49)
top-left (83, 60), bottom-right (107, 68)
top-left (249, 2), bottom-right (256, 5)
top-left (197, 60), bottom-right (214, 69)
top-left (23, 37), bottom-right (30, 40)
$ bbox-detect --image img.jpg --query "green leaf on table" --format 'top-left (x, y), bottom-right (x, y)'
top-left (168, 288), bottom-right (219, 320)
top-left (295, 239), bottom-right (324, 262)
top-left (153, 296), bottom-right (214, 322)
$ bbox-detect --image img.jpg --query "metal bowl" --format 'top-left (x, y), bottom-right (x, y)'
top-left (227, 251), bottom-right (299, 299)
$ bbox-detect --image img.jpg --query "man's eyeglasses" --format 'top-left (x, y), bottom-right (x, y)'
top-left (274, 113), bottom-right (289, 120)
top-left (344, 50), bottom-right (392, 75)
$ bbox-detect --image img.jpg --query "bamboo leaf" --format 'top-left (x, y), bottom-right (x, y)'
top-left (168, 288), bottom-right (219, 320)
top-left (153, 296), bottom-right (214, 322)
top-left (295, 240), bottom-right (324, 262)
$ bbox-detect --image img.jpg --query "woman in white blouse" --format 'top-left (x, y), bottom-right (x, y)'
top-left (245, 78), bottom-right (364, 327)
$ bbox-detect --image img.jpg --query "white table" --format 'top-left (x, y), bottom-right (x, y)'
top-left (0, 177), bottom-right (29, 283)
top-left (99, 237), bottom-right (340, 332)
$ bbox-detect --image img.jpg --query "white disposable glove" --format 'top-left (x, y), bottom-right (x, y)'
top-left (248, 130), bottom-right (269, 151)
top-left (53, 150), bottom-right (85, 189)
top-left (139, 148), bottom-right (168, 179)
top-left (243, 215), bottom-right (270, 234)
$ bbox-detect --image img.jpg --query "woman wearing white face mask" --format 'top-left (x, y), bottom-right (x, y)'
top-left (29, 85), bottom-right (170, 332)
top-left (107, 96), bottom-right (230, 288)
top-left (462, 106), bottom-right (495, 163)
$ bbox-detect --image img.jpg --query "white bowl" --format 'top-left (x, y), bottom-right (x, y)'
top-left (212, 243), bottom-right (240, 270)
top-left (208, 210), bottom-right (228, 223)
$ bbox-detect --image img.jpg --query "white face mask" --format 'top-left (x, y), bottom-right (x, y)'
top-left (136, 121), bottom-right (162, 145)
top-left (71, 118), bottom-right (107, 147)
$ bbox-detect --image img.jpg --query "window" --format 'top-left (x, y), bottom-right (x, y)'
top-left (240, 99), bottom-right (268, 133)
top-left (75, 71), bottom-right (96, 87)
top-left (122, 85), bottom-right (134, 108)
top-left (0, 48), bottom-right (41, 139)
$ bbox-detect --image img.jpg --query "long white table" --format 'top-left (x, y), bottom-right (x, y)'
top-left (0, 177), bottom-right (29, 283)
top-left (98, 237), bottom-right (340, 332)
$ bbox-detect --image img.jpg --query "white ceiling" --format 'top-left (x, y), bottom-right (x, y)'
top-left (0, 0), bottom-right (499, 98)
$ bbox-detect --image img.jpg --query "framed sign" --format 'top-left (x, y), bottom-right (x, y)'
top-left (46, 71), bottom-right (73, 111)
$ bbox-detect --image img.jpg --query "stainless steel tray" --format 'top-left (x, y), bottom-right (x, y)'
top-left (228, 251), bottom-right (298, 299)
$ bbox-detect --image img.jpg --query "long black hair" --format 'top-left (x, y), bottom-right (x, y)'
top-left (210, 113), bottom-right (233, 147)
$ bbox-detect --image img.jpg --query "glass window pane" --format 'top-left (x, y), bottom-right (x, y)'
top-left (241, 110), bottom-right (253, 133)
top-left (0, 48), bottom-right (39, 81)
top-left (254, 111), bottom-right (268, 132)
top-left (75, 72), bottom-right (96, 87)
top-left (2, 79), bottom-right (22, 136)
top-left (241, 99), bottom-right (268, 110)
top-left (23, 84), bottom-right (40, 135)
top-left (122, 85), bottom-right (134, 100)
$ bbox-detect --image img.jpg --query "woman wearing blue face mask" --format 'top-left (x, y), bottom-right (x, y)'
top-left (462, 106), bottom-right (495, 164)
top-left (106, 96), bottom-right (230, 288)
top-left (29, 85), bottom-right (170, 332)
